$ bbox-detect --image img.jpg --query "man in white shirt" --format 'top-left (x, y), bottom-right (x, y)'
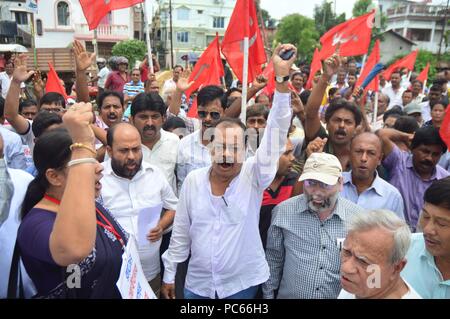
top-left (162, 65), bottom-right (183, 97)
top-left (100, 123), bottom-right (178, 296)
top-left (129, 92), bottom-right (179, 193)
top-left (0, 60), bottom-right (14, 98)
top-left (160, 44), bottom-right (296, 299)
top-left (90, 58), bottom-right (110, 96)
top-left (339, 210), bottom-right (421, 299)
top-left (382, 71), bottom-right (406, 109)
top-left (0, 133), bottom-right (36, 298)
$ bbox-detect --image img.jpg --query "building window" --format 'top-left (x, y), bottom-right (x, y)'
top-left (197, 10), bottom-right (203, 14)
top-left (177, 31), bottom-right (189, 43)
top-left (177, 7), bottom-right (190, 20)
top-left (408, 28), bottom-right (431, 42)
top-left (213, 17), bottom-right (225, 29)
top-left (57, 1), bottom-right (70, 26)
top-left (13, 12), bottom-right (28, 25)
top-left (36, 19), bottom-right (43, 36)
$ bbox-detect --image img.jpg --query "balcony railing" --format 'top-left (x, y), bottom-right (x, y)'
top-left (74, 24), bottom-right (129, 41)
top-left (387, 5), bottom-right (449, 18)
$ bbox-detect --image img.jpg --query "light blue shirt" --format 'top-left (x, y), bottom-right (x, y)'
top-left (0, 126), bottom-right (27, 170)
top-left (402, 233), bottom-right (450, 299)
top-left (438, 151), bottom-right (450, 173)
top-left (341, 171), bottom-right (405, 220)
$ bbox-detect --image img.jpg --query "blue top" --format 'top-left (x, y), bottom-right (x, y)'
top-left (341, 171), bottom-right (405, 220)
top-left (17, 203), bottom-right (127, 298)
top-left (402, 233), bottom-right (450, 299)
top-left (0, 126), bottom-right (27, 170)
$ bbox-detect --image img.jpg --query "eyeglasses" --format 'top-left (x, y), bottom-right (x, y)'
top-left (303, 179), bottom-right (336, 190)
top-left (198, 110), bottom-right (221, 120)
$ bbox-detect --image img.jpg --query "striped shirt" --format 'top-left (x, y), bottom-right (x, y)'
top-left (263, 195), bottom-right (365, 299)
top-left (123, 81), bottom-right (144, 102)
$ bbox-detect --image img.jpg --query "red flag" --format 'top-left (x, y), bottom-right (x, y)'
top-left (383, 49), bottom-right (418, 81)
top-left (440, 106), bottom-right (450, 151)
top-left (45, 62), bottom-right (68, 100)
top-left (79, 0), bottom-right (144, 30)
top-left (221, 0), bottom-right (267, 84)
top-left (416, 62), bottom-right (430, 84)
top-left (306, 48), bottom-right (322, 90)
top-left (356, 39), bottom-right (380, 92)
top-left (319, 11), bottom-right (375, 59)
top-left (261, 61), bottom-right (275, 97)
top-left (184, 35), bottom-right (224, 101)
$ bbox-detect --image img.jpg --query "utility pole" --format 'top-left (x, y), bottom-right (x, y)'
top-left (169, 0), bottom-right (174, 69)
top-left (437, 0), bottom-right (449, 60)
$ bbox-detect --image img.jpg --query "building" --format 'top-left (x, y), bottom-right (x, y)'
top-left (380, 29), bottom-right (416, 64)
top-left (0, 0), bottom-right (33, 47)
top-left (155, 0), bottom-right (236, 68)
top-left (378, 0), bottom-right (449, 54)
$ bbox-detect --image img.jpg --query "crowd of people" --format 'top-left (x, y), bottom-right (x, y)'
top-left (1, 39), bottom-right (450, 300)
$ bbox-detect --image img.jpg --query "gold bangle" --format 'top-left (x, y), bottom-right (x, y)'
top-left (70, 143), bottom-right (97, 156)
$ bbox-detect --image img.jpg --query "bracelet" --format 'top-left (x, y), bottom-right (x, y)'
top-left (67, 158), bottom-right (98, 167)
top-left (70, 143), bottom-right (97, 156)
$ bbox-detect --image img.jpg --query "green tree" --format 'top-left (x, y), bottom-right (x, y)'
top-left (111, 39), bottom-right (147, 69)
top-left (275, 14), bottom-right (319, 61)
top-left (314, 0), bottom-right (346, 37)
top-left (352, 0), bottom-right (373, 17)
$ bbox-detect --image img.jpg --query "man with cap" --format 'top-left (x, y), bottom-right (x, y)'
top-left (404, 103), bottom-right (424, 127)
top-left (263, 152), bottom-right (365, 299)
top-left (105, 56), bottom-right (130, 93)
top-left (90, 58), bottom-right (110, 96)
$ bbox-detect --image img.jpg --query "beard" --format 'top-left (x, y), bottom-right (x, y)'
top-left (111, 156), bottom-right (143, 179)
top-left (306, 191), bottom-right (339, 214)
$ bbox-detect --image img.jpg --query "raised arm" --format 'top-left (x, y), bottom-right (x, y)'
top-left (4, 54), bottom-right (34, 134)
top-left (168, 70), bottom-right (193, 116)
top-left (377, 128), bottom-right (413, 159)
top-left (73, 40), bottom-right (96, 103)
top-left (253, 44), bottom-right (295, 190)
top-left (305, 52), bottom-right (341, 141)
top-left (49, 102), bottom-right (98, 266)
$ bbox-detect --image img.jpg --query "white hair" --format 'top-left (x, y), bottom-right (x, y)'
top-left (347, 210), bottom-right (411, 265)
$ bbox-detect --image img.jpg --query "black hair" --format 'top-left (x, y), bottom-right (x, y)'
top-left (131, 92), bottom-right (167, 117)
top-left (412, 79), bottom-right (423, 87)
top-left (424, 177), bottom-right (450, 210)
top-left (299, 90), bottom-right (311, 105)
top-left (393, 115), bottom-right (420, 134)
top-left (106, 123), bottom-right (121, 147)
top-left (246, 104), bottom-right (270, 120)
top-left (31, 111), bottom-right (63, 138)
top-left (290, 71), bottom-right (303, 81)
top-left (39, 92), bottom-right (65, 108)
top-left (430, 100), bottom-right (447, 111)
top-left (19, 99), bottom-right (38, 113)
top-left (0, 96), bottom-right (4, 117)
top-left (391, 70), bottom-right (402, 77)
top-left (403, 89), bottom-right (413, 96)
top-left (21, 128), bottom-right (72, 218)
top-left (173, 65), bottom-right (184, 71)
top-left (328, 87), bottom-right (339, 98)
top-left (324, 98), bottom-right (362, 126)
top-left (429, 84), bottom-right (442, 92)
top-left (97, 90), bottom-right (124, 109)
top-left (197, 85), bottom-right (227, 110)
top-left (162, 116), bottom-right (186, 131)
top-left (411, 126), bottom-right (447, 154)
top-left (383, 107), bottom-right (404, 122)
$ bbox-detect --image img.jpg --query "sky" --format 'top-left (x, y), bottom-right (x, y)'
top-left (259, 0), bottom-right (360, 20)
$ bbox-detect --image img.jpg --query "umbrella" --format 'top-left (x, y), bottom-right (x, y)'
top-left (0, 44), bottom-right (28, 53)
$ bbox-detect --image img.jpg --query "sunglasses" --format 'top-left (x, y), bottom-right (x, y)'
top-left (303, 179), bottom-right (335, 190)
top-left (198, 110), bottom-right (221, 120)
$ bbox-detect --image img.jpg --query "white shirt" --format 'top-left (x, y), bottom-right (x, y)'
top-left (0, 72), bottom-right (24, 98)
top-left (338, 279), bottom-right (422, 299)
top-left (382, 85), bottom-right (406, 109)
top-left (162, 78), bottom-right (176, 96)
top-left (176, 129), bottom-right (211, 193)
top-left (162, 91), bottom-right (292, 299)
top-left (420, 101), bottom-right (432, 123)
top-left (100, 160), bottom-right (178, 281)
top-left (142, 129), bottom-right (179, 194)
top-left (0, 160), bottom-right (36, 298)
top-left (97, 67), bottom-right (110, 89)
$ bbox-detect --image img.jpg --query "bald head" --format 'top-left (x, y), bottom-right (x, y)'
top-left (107, 122), bottom-right (141, 147)
top-left (351, 132), bottom-right (382, 152)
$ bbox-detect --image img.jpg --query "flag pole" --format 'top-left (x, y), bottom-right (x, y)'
top-left (422, 79), bottom-right (427, 95)
top-left (29, 12), bottom-right (37, 69)
top-left (360, 54), bottom-right (368, 74)
top-left (142, 2), bottom-right (154, 73)
top-left (373, 91), bottom-right (379, 128)
top-left (241, 36), bottom-right (249, 124)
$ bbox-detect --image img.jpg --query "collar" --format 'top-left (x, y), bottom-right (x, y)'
top-left (344, 171), bottom-right (385, 197)
top-left (406, 154), bottom-right (439, 181)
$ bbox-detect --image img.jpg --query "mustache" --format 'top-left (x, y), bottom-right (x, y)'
top-left (143, 125), bottom-right (156, 132)
top-left (335, 129), bottom-right (347, 136)
top-left (420, 160), bottom-right (433, 167)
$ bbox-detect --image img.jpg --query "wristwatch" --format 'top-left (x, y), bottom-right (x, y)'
top-left (275, 75), bottom-right (290, 84)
